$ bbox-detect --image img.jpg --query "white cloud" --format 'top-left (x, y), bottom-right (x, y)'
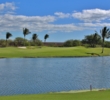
top-left (80, 23), bottom-right (110, 27)
top-left (54, 12), bottom-right (70, 18)
top-left (0, 14), bottom-right (56, 31)
top-left (1, 3), bottom-right (110, 35)
top-left (0, 2), bottom-right (16, 14)
top-left (44, 24), bottom-right (82, 32)
top-left (0, 14), bottom-right (82, 33)
top-left (72, 8), bottom-right (110, 22)
top-left (1, 13), bottom-right (110, 34)
top-left (5, 2), bottom-right (16, 10)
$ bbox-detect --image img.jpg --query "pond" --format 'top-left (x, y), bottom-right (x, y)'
top-left (0, 57), bottom-right (110, 95)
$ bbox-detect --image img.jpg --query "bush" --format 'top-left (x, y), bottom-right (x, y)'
top-left (30, 39), bottom-right (43, 46)
top-left (64, 40), bottom-right (81, 47)
top-left (14, 37), bottom-right (25, 46)
top-left (104, 41), bottom-right (110, 48)
top-left (73, 40), bottom-right (81, 46)
top-left (64, 40), bottom-right (73, 47)
top-left (0, 39), bottom-right (6, 47)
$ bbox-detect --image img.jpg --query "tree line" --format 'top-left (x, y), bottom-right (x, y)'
top-left (1, 28), bottom-right (49, 47)
top-left (0, 26), bottom-right (110, 53)
top-left (64, 26), bottom-right (110, 53)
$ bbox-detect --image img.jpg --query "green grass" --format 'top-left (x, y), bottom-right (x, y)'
top-left (0, 90), bottom-right (110, 100)
top-left (0, 46), bottom-right (110, 58)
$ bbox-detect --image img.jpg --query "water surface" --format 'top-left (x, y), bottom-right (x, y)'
top-left (0, 57), bottom-right (110, 95)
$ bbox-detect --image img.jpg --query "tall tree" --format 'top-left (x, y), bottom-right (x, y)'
top-left (32, 33), bottom-right (38, 45)
top-left (23, 28), bottom-right (31, 46)
top-left (6, 32), bottom-right (12, 46)
top-left (93, 32), bottom-right (101, 47)
top-left (100, 26), bottom-right (110, 53)
top-left (82, 33), bottom-right (101, 47)
top-left (44, 34), bottom-right (49, 42)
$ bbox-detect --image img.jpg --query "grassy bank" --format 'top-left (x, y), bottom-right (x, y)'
top-left (0, 46), bottom-right (110, 58)
top-left (0, 90), bottom-right (110, 100)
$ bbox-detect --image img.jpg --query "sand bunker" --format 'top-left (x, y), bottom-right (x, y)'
top-left (18, 47), bottom-right (26, 49)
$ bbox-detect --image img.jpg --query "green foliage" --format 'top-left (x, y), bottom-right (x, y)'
top-left (25, 41), bottom-right (30, 46)
top-left (30, 39), bottom-right (43, 46)
top-left (64, 40), bottom-right (73, 47)
top-left (100, 26), bottom-right (110, 53)
top-left (64, 40), bottom-right (81, 47)
top-left (73, 40), bottom-right (81, 46)
top-left (31, 33), bottom-right (41, 46)
top-left (82, 33), bottom-right (101, 47)
top-left (14, 37), bottom-right (27, 46)
top-left (32, 33), bottom-right (38, 42)
top-left (0, 39), bottom-right (6, 47)
top-left (23, 28), bottom-right (31, 37)
top-left (6, 32), bottom-right (12, 46)
top-left (104, 41), bottom-right (110, 48)
top-left (6, 32), bottom-right (12, 39)
top-left (23, 28), bottom-right (31, 46)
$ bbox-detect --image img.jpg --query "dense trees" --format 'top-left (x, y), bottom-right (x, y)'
top-left (0, 26), bottom-right (110, 49)
top-left (14, 37), bottom-right (26, 46)
top-left (64, 40), bottom-right (81, 47)
top-left (0, 39), bottom-right (6, 47)
top-left (82, 33), bottom-right (101, 47)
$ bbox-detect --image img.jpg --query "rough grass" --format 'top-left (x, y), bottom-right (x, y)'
top-left (0, 46), bottom-right (110, 58)
top-left (0, 90), bottom-right (110, 100)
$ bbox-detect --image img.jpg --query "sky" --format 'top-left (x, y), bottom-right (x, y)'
top-left (0, 0), bottom-right (110, 42)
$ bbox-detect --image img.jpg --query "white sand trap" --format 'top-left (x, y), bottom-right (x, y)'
top-left (18, 47), bottom-right (26, 49)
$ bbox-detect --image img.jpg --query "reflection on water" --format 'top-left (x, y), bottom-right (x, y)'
top-left (0, 57), bottom-right (110, 95)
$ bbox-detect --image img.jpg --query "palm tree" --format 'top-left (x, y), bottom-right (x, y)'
top-left (32, 33), bottom-right (38, 45)
top-left (6, 32), bottom-right (12, 46)
top-left (23, 28), bottom-right (31, 46)
top-left (100, 26), bottom-right (110, 53)
top-left (44, 34), bottom-right (49, 42)
top-left (92, 32), bottom-right (101, 47)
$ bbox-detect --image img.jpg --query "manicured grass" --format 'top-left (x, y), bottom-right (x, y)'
top-left (0, 90), bottom-right (110, 100)
top-left (0, 46), bottom-right (110, 58)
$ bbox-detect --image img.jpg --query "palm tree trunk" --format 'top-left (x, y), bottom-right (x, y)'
top-left (102, 46), bottom-right (104, 53)
top-left (44, 39), bottom-right (46, 46)
top-left (24, 36), bottom-right (25, 46)
top-left (34, 40), bottom-right (36, 46)
top-left (101, 40), bottom-right (104, 53)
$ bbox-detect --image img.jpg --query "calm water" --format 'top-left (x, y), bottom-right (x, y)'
top-left (0, 57), bottom-right (110, 95)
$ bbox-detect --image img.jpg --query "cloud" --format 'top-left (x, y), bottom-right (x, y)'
top-left (79, 23), bottom-right (110, 27)
top-left (1, 13), bottom-right (110, 34)
top-left (54, 12), bottom-right (70, 18)
top-left (0, 2), bottom-right (17, 14)
top-left (0, 14), bottom-right (56, 32)
top-left (0, 3), bottom-right (110, 35)
top-left (5, 2), bottom-right (16, 10)
top-left (44, 24), bottom-right (82, 32)
top-left (0, 14), bottom-right (82, 33)
top-left (72, 8), bottom-right (110, 22)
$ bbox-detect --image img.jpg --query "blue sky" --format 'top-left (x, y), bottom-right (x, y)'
top-left (0, 0), bottom-right (110, 42)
